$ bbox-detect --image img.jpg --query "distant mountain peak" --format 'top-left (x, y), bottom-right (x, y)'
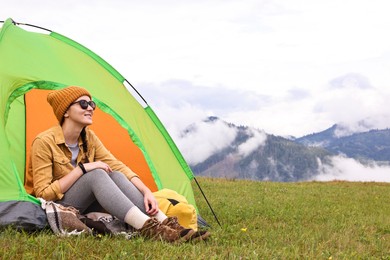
top-left (334, 120), bottom-right (377, 138)
top-left (204, 116), bottom-right (219, 123)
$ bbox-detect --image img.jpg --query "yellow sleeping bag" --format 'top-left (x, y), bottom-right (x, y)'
top-left (153, 189), bottom-right (198, 231)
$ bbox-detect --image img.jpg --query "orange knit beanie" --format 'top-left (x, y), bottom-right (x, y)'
top-left (47, 86), bottom-right (92, 123)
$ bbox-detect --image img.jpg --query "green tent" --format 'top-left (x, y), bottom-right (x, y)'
top-left (0, 18), bottom-right (199, 229)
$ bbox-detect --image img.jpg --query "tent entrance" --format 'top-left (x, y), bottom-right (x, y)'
top-left (21, 88), bottom-right (158, 191)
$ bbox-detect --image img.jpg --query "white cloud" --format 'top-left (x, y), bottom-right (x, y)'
top-left (329, 73), bottom-right (372, 90)
top-left (314, 156), bottom-right (390, 183)
top-left (148, 72), bottom-right (390, 138)
top-left (152, 101), bottom-right (212, 142)
top-left (312, 73), bottom-right (390, 136)
top-left (237, 129), bottom-right (267, 157)
top-left (174, 120), bottom-right (237, 165)
top-left (333, 115), bottom-right (390, 138)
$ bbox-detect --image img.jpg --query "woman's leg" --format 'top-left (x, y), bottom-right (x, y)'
top-left (82, 171), bottom-right (146, 214)
top-left (58, 169), bottom-right (136, 220)
top-left (107, 172), bottom-right (206, 240)
top-left (58, 169), bottom-right (192, 242)
top-left (108, 171), bottom-right (146, 212)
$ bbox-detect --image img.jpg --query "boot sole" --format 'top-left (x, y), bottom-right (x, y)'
top-left (188, 230), bottom-right (211, 242)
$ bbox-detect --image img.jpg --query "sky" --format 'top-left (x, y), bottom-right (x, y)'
top-left (3, 0), bottom-right (390, 138)
top-left (2, 1), bottom-right (390, 182)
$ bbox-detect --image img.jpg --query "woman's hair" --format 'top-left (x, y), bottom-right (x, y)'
top-left (80, 127), bottom-right (90, 163)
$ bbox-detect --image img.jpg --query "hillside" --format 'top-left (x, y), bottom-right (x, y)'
top-left (185, 117), bottom-right (332, 181)
top-left (182, 118), bottom-right (390, 182)
top-left (296, 125), bottom-right (390, 163)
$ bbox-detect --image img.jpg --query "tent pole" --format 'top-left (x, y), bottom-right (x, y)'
top-left (1, 19), bottom-right (52, 33)
top-left (125, 79), bottom-right (148, 106)
top-left (194, 177), bottom-right (222, 227)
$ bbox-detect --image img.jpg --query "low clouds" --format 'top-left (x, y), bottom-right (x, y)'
top-left (166, 112), bottom-right (390, 183)
top-left (333, 116), bottom-right (390, 138)
top-left (174, 119), bottom-right (237, 165)
top-left (314, 155), bottom-right (390, 182)
top-left (237, 129), bottom-right (267, 157)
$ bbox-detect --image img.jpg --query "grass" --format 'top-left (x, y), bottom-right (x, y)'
top-left (1, 177), bottom-right (389, 259)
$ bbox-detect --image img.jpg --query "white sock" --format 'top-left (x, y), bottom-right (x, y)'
top-left (153, 210), bottom-right (168, 223)
top-left (124, 207), bottom-right (150, 229)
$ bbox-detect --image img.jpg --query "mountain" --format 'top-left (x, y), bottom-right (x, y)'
top-left (181, 117), bottom-right (390, 182)
top-left (185, 117), bottom-right (332, 182)
top-left (296, 124), bottom-right (390, 163)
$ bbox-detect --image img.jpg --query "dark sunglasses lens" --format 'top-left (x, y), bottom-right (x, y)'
top-left (78, 100), bottom-right (96, 110)
top-left (79, 100), bottom-right (89, 109)
top-left (89, 101), bottom-right (96, 109)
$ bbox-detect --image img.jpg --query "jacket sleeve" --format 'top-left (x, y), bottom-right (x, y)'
top-left (88, 130), bottom-right (139, 180)
top-left (30, 137), bottom-right (64, 201)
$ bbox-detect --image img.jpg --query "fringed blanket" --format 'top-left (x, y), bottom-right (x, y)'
top-left (39, 199), bottom-right (91, 236)
top-left (39, 199), bottom-right (138, 239)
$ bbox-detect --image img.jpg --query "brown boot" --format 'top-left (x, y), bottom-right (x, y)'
top-left (193, 229), bottom-right (211, 241)
top-left (139, 218), bottom-right (180, 243)
top-left (162, 216), bottom-right (211, 242)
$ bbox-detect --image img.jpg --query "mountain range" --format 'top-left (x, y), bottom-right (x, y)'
top-left (296, 124), bottom-right (390, 163)
top-left (184, 117), bottom-right (390, 181)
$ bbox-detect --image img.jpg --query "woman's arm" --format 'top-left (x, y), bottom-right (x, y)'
top-left (57, 166), bottom-right (84, 193)
top-left (30, 137), bottom-right (82, 201)
top-left (131, 177), bottom-right (159, 216)
top-left (58, 161), bottom-right (113, 193)
top-left (31, 137), bottom-right (106, 198)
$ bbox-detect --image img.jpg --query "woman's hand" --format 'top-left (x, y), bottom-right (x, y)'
top-left (130, 177), bottom-right (159, 216)
top-left (84, 161), bottom-right (112, 173)
top-left (144, 191), bottom-right (159, 216)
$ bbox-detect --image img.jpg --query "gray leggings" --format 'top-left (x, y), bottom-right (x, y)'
top-left (57, 169), bottom-right (146, 220)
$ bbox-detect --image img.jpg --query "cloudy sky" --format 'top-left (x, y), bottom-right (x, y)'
top-left (3, 0), bottom-right (390, 138)
top-left (3, 1), bottom-right (390, 182)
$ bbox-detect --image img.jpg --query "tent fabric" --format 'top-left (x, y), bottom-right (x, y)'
top-left (0, 18), bottom-right (197, 228)
top-left (0, 201), bottom-right (47, 231)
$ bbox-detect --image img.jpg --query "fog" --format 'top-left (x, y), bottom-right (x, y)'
top-left (314, 155), bottom-right (390, 182)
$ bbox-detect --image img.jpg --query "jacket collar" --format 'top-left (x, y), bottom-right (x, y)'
top-left (52, 125), bottom-right (82, 146)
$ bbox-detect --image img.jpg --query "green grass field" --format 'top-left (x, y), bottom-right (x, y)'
top-left (1, 177), bottom-right (389, 259)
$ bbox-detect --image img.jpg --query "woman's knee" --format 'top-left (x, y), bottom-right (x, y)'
top-left (84, 169), bottom-right (111, 181)
top-left (109, 171), bottom-right (128, 182)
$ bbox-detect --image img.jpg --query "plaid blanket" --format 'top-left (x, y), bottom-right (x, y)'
top-left (39, 199), bottom-right (91, 236)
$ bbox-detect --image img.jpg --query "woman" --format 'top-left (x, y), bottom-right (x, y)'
top-left (25, 86), bottom-right (208, 242)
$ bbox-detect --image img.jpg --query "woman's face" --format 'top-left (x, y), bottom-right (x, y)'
top-left (65, 95), bottom-right (94, 126)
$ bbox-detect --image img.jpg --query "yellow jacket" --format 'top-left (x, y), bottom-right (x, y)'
top-left (25, 125), bottom-right (138, 201)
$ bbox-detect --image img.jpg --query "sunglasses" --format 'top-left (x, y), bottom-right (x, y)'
top-left (70, 100), bottom-right (96, 110)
